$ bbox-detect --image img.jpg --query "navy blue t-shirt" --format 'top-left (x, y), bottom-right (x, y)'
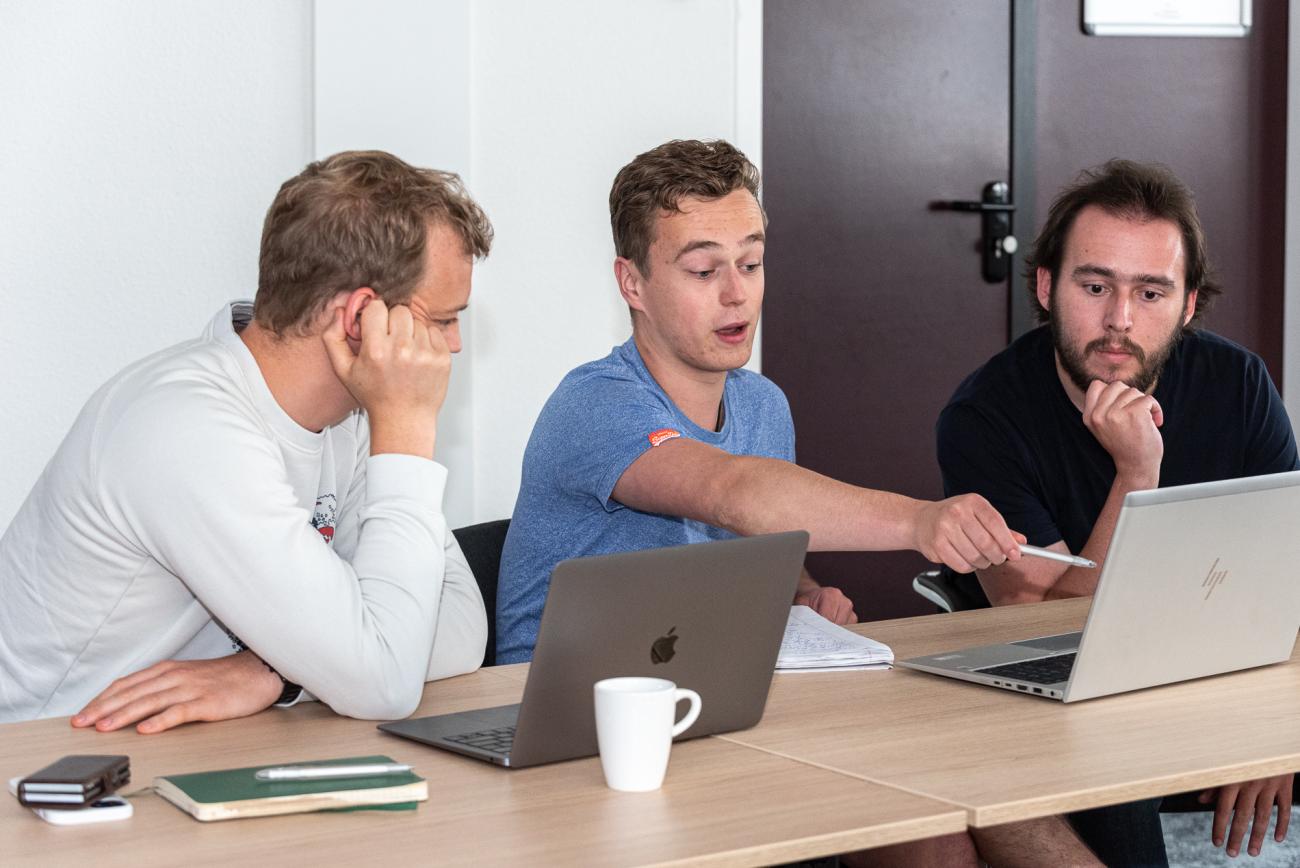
top-left (495, 338), bottom-right (797, 664)
top-left (937, 326), bottom-right (1298, 555)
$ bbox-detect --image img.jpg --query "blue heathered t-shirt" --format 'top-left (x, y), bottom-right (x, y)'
top-left (495, 338), bottom-right (797, 664)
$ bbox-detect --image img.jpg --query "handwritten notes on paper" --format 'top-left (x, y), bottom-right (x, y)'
top-left (776, 606), bottom-right (894, 673)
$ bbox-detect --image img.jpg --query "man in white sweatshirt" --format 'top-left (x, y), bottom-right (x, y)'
top-left (0, 151), bottom-right (490, 731)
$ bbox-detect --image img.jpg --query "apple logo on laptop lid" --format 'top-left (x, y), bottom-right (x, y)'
top-left (651, 627), bottom-right (678, 664)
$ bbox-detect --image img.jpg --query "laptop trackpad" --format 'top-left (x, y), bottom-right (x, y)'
top-left (1012, 632), bottom-right (1082, 652)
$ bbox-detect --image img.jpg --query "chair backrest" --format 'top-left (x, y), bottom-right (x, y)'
top-left (911, 566), bottom-right (991, 614)
top-left (451, 518), bottom-right (511, 667)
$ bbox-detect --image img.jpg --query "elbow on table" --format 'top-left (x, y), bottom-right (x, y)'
top-left (452, 624), bottom-right (488, 677)
top-left (426, 617), bottom-right (489, 681)
top-left (320, 673), bottom-right (427, 721)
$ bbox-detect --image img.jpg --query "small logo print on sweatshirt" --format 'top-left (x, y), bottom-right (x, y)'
top-left (648, 428), bottom-right (682, 447)
top-left (312, 493), bottom-right (338, 545)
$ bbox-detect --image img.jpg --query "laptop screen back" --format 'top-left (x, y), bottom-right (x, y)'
top-left (509, 531), bottom-right (808, 766)
top-left (1067, 471), bottom-right (1300, 701)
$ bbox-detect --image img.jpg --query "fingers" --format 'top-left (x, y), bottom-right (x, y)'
top-left (933, 538), bottom-right (975, 574)
top-left (821, 590), bottom-right (856, 625)
top-left (1148, 396), bottom-right (1164, 427)
top-left (137, 701), bottom-right (202, 735)
top-left (970, 497), bottom-right (1020, 559)
top-left (1212, 785), bottom-right (1237, 848)
top-left (1277, 777), bottom-right (1293, 842)
top-left (72, 660), bottom-right (180, 727)
top-left (1083, 379), bottom-right (1108, 416)
top-left (106, 686), bottom-right (195, 733)
top-left (1083, 380), bottom-right (1162, 429)
top-left (86, 680), bottom-right (190, 732)
top-left (800, 588), bottom-right (858, 625)
top-left (359, 294), bottom-right (391, 346)
top-left (322, 307), bottom-right (356, 380)
top-left (1248, 785), bottom-right (1274, 856)
top-left (385, 302), bottom-right (416, 355)
top-left (1225, 784), bottom-right (1259, 856)
top-left (941, 493), bottom-right (1019, 569)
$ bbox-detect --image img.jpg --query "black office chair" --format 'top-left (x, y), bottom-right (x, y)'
top-left (911, 567), bottom-right (991, 613)
top-left (451, 518), bottom-right (511, 667)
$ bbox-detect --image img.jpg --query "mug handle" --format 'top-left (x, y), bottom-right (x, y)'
top-left (671, 688), bottom-right (703, 737)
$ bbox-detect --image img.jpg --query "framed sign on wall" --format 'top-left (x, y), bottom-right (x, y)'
top-left (1083, 0), bottom-right (1251, 37)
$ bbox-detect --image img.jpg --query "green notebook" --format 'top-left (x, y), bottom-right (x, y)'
top-left (154, 755), bottom-right (427, 822)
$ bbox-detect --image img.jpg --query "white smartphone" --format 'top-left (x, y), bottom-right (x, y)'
top-left (7, 776), bottom-right (133, 825)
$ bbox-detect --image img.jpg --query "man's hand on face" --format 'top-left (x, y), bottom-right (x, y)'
top-left (913, 494), bottom-right (1025, 573)
top-left (1081, 380), bottom-right (1163, 485)
top-left (794, 585), bottom-right (858, 625)
top-left (1198, 773), bottom-right (1294, 858)
top-left (71, 650), bottom-right (282, 735)
top-left (323, 298), bottom-right (451, 457)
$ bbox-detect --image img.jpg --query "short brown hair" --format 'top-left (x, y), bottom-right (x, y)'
top-left (609, 139), bottom-right (762, 274)
top-left (1025, 159), bottom-right (1220, 327)
top-left (255, 150), bottom-right (493, 335)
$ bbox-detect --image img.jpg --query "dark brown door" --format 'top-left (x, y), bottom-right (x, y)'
top-left (763, 2), bottom-right (1014, 617)
top-left (762, 2), bottom-right (1287, 620)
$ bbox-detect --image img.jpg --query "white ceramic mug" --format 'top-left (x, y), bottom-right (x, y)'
top-left (593, 677), bottom-right (703, 792)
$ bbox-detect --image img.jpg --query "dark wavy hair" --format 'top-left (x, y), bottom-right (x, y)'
top-left (1024, 159), bottom-right (1220, 326)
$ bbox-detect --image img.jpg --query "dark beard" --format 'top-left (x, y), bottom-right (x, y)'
top-left (1049, 302), bottom-right (1183, 395)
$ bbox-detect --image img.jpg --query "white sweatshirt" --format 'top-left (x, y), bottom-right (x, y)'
top-left (0, 303), bottom-right (486, 722)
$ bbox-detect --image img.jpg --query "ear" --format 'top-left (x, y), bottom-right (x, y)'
top-left (614, 258), bottom-right (648, 315)
top-left (340, 287), bottom-right (377, 341)
top-left (1035, 267), bottom-right (1053, 313)
top-left (1182, 288), bottom-right (1199, 327)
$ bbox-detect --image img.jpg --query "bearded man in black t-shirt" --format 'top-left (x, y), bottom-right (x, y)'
top-left (938, 160), bottom-right (1297, 866)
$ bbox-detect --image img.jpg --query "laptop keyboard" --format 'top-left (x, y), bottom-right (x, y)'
top-left (976, 652), bottom-right (1076, 684)
top-left (445, 725), bottom-right (516, 755)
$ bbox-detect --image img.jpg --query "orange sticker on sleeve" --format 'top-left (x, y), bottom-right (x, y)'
top-left (648, 428), bottom-right (682, 447)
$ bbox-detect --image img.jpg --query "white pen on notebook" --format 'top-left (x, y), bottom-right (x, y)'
top-left (1018, 543), bottom-right (1096, 569)
top-left (254, 763), bottom-right (413, 782)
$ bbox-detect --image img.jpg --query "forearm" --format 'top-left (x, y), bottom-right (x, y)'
top-left (155, 456), bottom-right (449, 720)
top-left (369, 413), bottom-right (437, 460)
top-left (273, 456), bottom-right (448, 716)
top-left (709, 456), bottom-right (925, 552)
top-left (424, 543), bottom-right (489, 680)
top-left (1043, 469), bottom-right (1155, 600)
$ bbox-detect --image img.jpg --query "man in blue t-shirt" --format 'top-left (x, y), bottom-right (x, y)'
top-left (938, 159), bottom-right (1296, 865)
top-left (497, 139), bottom-right (1027, 669)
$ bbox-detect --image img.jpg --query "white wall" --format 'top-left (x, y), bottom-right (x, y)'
top-left (467, 0), bottom-right (763, 519)
top-left (0, 0), bottom-right (761, 533)
top-left (0, 1), bottom-right (313, 532)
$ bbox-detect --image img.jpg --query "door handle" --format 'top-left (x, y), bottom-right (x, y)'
top-left (933, 181), bottom-right (1018, 283)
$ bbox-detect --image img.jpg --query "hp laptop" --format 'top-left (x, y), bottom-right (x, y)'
top-left (379, 531), bottom-right (808, 767)
top-left (898, 471), bottom-right (1300, 702)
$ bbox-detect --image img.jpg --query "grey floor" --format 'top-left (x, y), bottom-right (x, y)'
top-left (1164, 809), bottom-right (1300, 867)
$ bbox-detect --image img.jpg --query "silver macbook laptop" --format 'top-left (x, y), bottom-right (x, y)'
top-left (379, 531), bottom-right (809, 767)
top-left (898, 471), bottom-right (1300, 702)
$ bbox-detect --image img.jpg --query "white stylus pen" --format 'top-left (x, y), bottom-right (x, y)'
top-left (1018, 543), bottom-right (1096, 569)
top-left (254, 763), bottom-right (413, 781)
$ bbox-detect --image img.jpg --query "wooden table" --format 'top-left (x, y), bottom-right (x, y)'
top-left (1, 666), bottom-right (965, 867)
top-left (721, 598), bottom-right (1300, 827)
